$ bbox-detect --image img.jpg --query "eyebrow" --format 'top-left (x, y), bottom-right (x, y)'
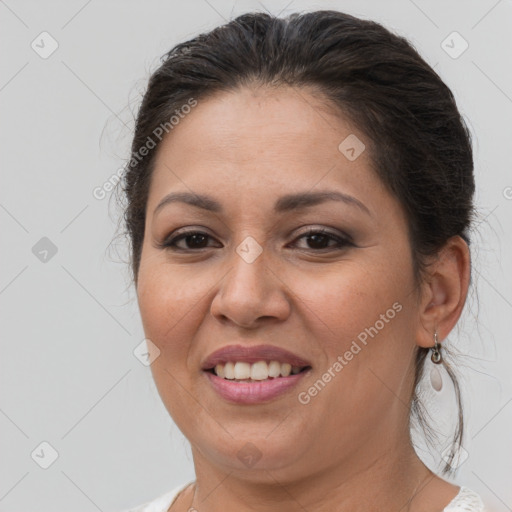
top-left (153, 190), bottom-right (372, 217)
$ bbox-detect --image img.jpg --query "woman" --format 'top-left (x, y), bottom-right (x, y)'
top-left (120, 9), bottom-right (487, 512)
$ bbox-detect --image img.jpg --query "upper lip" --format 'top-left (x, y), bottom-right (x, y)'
top-left (201, 344), bottom-right (312, 370)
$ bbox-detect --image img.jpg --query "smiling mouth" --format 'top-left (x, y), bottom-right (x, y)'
top-left (205, 360), bottom-right (312, 382)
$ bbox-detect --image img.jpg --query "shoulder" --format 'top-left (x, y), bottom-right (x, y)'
top-left (444, 486), bottom-right (487, 511)
top-left (121, 481), bottom-right (194, 512)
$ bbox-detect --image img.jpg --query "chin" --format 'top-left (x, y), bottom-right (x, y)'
top-left (189, 426), bottom-right (312, 478)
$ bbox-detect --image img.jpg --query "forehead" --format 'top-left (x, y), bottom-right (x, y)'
top-left (155, 85), bottom-right (355, 162)
top-left (147, 85), bottom-right (383, 210)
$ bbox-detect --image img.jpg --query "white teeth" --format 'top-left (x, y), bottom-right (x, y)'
top-left (281, 363), bottom-right (291, 377)
top-left (212, 360), bottom-right (304, 380)
top-left (250, 361), bottom-right (269, 380)
top-left (215, 363), bottom-right (225, 378)
top-left (224, 361), bottom-right (235, 379)
top-left (234, 362), bottom-right (251, 379)
top-left (268, 360), bottom-right (281, 378)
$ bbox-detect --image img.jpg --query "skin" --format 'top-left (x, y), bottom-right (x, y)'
top-left (135, 84), bottom-right (471, 512)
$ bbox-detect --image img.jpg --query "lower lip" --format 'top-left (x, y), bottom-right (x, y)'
top-left (204, 370), bottom-right (309, 404)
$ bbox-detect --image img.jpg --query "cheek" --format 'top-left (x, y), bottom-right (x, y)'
top-left (136, 261), bottom-right (208, 364)
top-left (292, 257), bottom-right (417, 405)
top-left (295, 258), bottom-right (418, 411)
top-left (290, 258), bottom-right (409, 347)
top-left (136, 262), bottom-right (211, 425)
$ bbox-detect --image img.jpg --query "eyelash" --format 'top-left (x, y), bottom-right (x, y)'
top-left (159, 228), bottom-right (353, 252)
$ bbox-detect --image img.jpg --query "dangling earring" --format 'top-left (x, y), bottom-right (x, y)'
top-left (429, 331), bottom-right (443, 392)
top-left (430, 331), bottom-right (442, 364)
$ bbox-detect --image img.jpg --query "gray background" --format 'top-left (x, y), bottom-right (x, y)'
top-left (1, 0), bottom-right (511, 510)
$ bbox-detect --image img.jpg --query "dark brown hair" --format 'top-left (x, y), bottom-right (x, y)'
top-left (118, 10), bottom-right (475, 475)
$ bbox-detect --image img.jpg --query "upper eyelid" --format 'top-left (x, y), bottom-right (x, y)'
top-left (167, 226), bottom-right (347, 240)
top-left (167, 223), bottom-right (350, 237)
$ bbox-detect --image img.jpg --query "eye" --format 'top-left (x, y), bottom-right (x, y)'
top-left (289, 228), bottom-right (353, 251)
top-left (160, 230), bottom-right (220, 251)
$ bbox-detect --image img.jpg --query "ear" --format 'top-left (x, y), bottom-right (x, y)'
top-left (416, 235), bottom-right (471, 348)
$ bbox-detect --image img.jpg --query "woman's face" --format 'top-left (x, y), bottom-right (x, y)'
top-left (136, 85), bottom-right (423, 481)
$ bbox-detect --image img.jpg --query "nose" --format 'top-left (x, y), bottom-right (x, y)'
top-left (210, 242), bottom-right (291, 329)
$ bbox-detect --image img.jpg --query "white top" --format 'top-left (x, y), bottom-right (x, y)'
top-left (123, 482), bottom-right (487, 511)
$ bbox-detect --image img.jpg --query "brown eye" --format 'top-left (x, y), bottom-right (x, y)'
top-left (161, 231), bottom-right (220, 251)
top-left (291, 228), bottom-right (353, 251)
